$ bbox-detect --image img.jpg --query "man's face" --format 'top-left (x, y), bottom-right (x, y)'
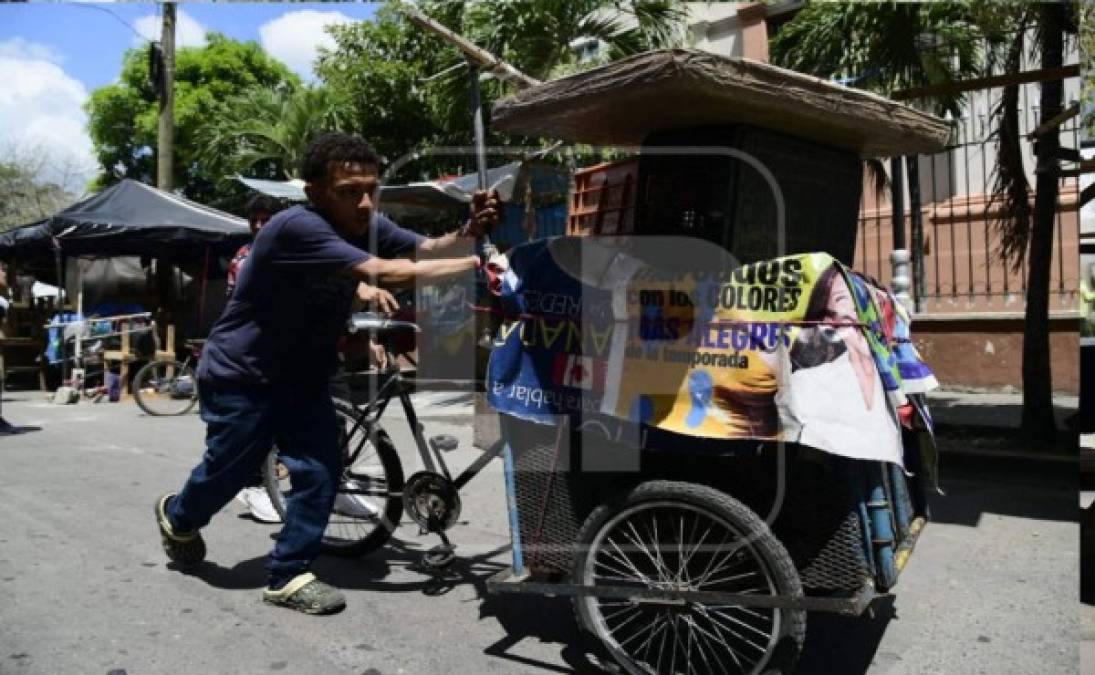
top-left (249, 211), bottom-right (271, 237)
top-left (307, 161), bottom-right (380, 238)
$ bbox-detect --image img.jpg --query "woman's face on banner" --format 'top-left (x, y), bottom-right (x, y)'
top-left (823, 275), bottom-right (876, 408)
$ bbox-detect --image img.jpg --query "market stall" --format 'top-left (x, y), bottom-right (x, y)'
top-left (0, 179), bottom-right (249, 389)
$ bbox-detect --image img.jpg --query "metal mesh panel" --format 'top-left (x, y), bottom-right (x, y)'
top-left (510, 434), bottom-right (584, 575)
top-left (503, 416), bottom-right (875, 588)
top-left (772, 454), bottom-right (874, 592)
top-left (504, 416), bottom-right (591, 575)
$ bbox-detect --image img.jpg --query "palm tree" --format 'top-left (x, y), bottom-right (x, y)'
top-left (196, 85), bottom-right (351, 181)
top-left (413, 0), bottom-right (687, 172)
top-left (449, 0), bottom-right (688, 81)
top-left (1083, 1), bottom-right (1095, 137)
top-left (771, 2), bottom-right (981, 196)
top-left (1022, 3), bottom-right (1069, 436)
top-left (771, 1), bottom-right (1074, 438)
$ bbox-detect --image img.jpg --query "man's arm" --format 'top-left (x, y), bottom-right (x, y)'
top-left (415, 188), bottom-right (500, 258)
top-left (348, 255), bottom-right (478, 289)
top-left (416, 228), bottom-right (467, 258)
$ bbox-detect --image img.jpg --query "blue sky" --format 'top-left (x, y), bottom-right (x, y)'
top-left (0, 2), bottom-right (379, 90)
top-left (0, 2), bottom-right (380, 191)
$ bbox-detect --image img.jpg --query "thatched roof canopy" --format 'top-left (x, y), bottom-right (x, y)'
top-left (492, 49), bottom-right (950, 158)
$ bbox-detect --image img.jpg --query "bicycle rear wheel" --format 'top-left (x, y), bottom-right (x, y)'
top-left (572, 481), bottom-right (806, 675)
top-left (262, 400), bottom-right (405, 557)
top-left (133, 360), bottom-right (198, 416)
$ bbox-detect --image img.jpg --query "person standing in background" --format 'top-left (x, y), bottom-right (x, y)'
top-left (227, 194), bottom-right (284, 298)
top-left (228, 195), bottom-right (288, 522)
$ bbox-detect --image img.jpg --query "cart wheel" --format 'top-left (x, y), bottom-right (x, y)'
top-left (572, 481), bottom-right (806, 675)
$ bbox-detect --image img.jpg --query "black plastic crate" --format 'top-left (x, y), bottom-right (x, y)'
top-left (634, 125), bottom-right (863, 265)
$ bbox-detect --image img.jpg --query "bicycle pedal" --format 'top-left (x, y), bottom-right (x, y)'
top-left (429, 434), bottom-right (458, 452)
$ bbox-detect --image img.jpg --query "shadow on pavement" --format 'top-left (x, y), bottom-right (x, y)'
top-left (170, 556), bottom-right (268, 589)
top-left (171, 538), bottom-right (511, 594)
top-left (173, 533), bottom-right (603, 673)
top-left (927, 393), bottom-right (1076, 431)
top-left (0, 425), bottom-right (42, 436)
top-left (165, 517), bottom-right (906, 674)
top-left (796, 596), bottom-right (895, 674)
top-left (477, 590), bottom-right (899, 675)
top-left (929, 452), bottom-right (1077, 527)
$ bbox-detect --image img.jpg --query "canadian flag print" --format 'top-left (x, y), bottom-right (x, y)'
top-left (553, 354), bottom-right (606, 391)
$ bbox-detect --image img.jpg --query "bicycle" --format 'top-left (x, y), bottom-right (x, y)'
top-left (261, 312), bottom-right (498, 567)
top-left (132, 339), bottom-right (203, 416)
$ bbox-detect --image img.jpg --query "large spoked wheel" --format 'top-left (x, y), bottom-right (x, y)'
top-left (573, 481), bottom-right (806, 675)
top-left (133, 360), bottom-right (198, 416)
top-left (262, 400), bottom-right (405, 557)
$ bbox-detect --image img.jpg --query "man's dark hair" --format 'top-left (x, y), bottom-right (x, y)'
top-left (301, 132), bottom-right (380, 183)
top-left (244, 194), bottom-right (283, 221)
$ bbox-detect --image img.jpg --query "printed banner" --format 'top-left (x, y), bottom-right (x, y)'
top-left (486, 238), bottom-right (937, 465)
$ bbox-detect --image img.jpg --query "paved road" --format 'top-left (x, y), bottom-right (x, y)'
top-left (0, 392), bottom-right (1081, 674)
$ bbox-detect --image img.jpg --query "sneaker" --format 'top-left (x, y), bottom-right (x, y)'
top-left (154, 493), bottom-right (206, 566)
top-left (333, 480), bottom-right (379, 519)
top-left (235, 487), bottom-right (282, 523)
top-left (262, 572), bottom-right (346, 615)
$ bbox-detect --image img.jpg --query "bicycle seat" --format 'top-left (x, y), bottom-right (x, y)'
top-left (347, 312), bottom-right (420, 338)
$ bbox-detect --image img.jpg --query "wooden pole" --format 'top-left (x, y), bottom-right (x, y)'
top-left (397, 2), bottom-right (540, 90)
top-left (157, 2), bottom-right (175, 191)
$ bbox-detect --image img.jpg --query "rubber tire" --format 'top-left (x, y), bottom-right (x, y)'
top-left (133, 360), bottom-right (198, 416)
top-left (572, 480), bottom-right (807, 675)
top-left (262, 400), bottom-right (405, 557)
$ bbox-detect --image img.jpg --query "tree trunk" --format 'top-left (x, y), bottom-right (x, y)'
top-left (1022, 3), bottom-right (1065, 438)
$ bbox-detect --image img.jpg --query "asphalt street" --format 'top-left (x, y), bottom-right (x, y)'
top-left (0, 391), bottom-right (1081, 674)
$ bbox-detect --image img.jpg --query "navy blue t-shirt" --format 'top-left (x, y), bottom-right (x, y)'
top-left (198, 206), bottom-right (424, 386)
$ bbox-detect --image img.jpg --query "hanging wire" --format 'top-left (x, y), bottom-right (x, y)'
top-left (72, 3), bottom-right (152, 42)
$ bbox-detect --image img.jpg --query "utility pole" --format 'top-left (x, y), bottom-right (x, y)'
top-left (157, 2), bottom-right (175, 191)
top-left (155, 2), bottom-right (176, 341)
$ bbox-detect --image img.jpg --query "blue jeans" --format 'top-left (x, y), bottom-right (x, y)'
top-left (166, 381), bottom-right (341, 588)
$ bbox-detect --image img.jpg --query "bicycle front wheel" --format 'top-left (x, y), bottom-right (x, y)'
top-left (262, 400), bottom-right (405, 557)
top-left (133, 360), bottom-right (198, 416)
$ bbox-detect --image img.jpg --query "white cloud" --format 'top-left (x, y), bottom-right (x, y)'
top-left (0, 37), bottom-right (64, 64)
top-left (0, 38), bottom-right (97, 194)
top-left (259, 10), bottom-right (356, 80)
top-left (133, 8), bottom-right (208, 48)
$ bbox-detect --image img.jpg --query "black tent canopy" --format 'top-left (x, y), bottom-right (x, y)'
top-left (0, 179), bottom-right (249, 259)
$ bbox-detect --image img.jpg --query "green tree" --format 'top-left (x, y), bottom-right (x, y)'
top-left (85, 33), bottom-right (299, 207)
top-left (1081, 0), bottom-right (1095, 138)
top-left (771, 2), bottom-right (981, 115)
top-left (1021, 2), bottom-right (1070, 436)
top-left (195, 85), bottom-right (350, 182)
top-left (456, 0), bottom-right (686, 81)
top-left (771, 2), bottom-right (981, 194)
top-left (316, 1), bottom-right (688, 181)
top-left (316, 3), bottom-right (455, 180)
top-left (771, 1), bottom-right (1077, 437)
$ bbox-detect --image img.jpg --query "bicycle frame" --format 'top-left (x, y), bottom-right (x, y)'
top-left (342, 357), bottom-right (504, 491)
